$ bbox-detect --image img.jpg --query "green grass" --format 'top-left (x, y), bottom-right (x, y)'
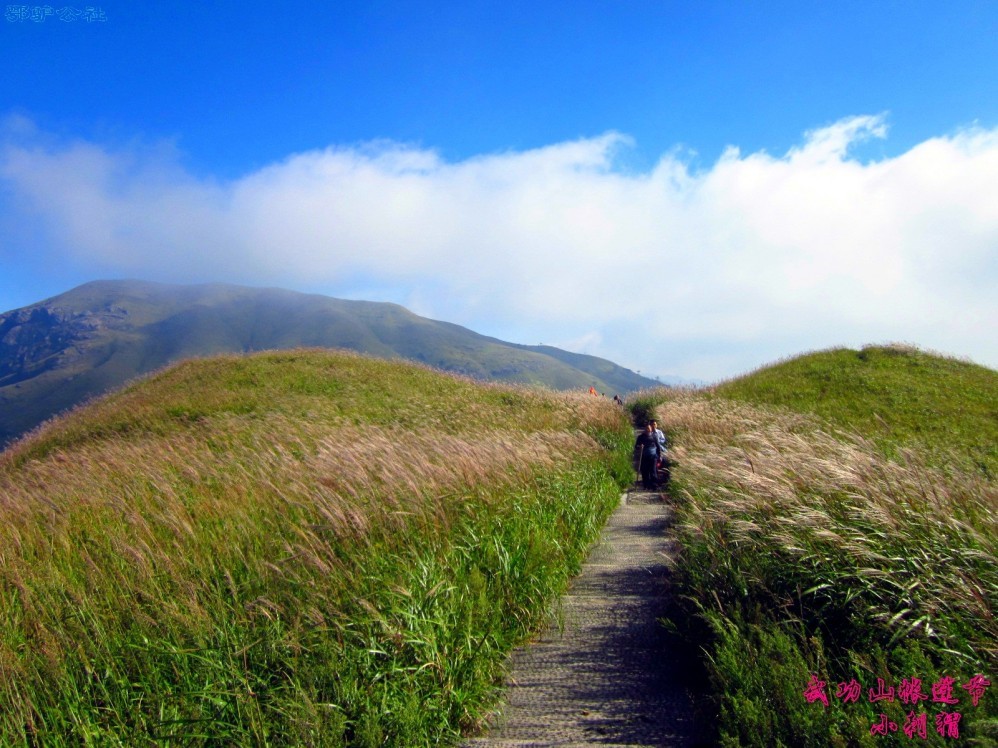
top-left (8, 350), bottom-right (598, 465)
top-left (0, 349), bottom-right (633, 745)
top-left (713, 343), bottom-right (998, 477)
top-left (637, 345), bottom-right (997, 746)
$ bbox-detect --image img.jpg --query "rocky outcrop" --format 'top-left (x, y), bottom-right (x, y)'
top-left (0, 305), bottom-right (129, 387)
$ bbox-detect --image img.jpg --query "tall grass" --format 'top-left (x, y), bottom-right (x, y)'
top-left (713, 344), bottom-right (998, 477)
top-left (651, 357), bottom-right (997, 746)
top-left (0, 349), bottom-right (632, 745)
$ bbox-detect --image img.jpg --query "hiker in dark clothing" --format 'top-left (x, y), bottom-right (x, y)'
top-left (633, 423), bottom-right (663, 489)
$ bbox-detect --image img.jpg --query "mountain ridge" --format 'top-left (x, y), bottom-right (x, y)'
top-left (0, 279), bottom-right (659, 447)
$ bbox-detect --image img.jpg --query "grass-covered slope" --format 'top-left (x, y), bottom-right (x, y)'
top-left (0, 349), bottom-right (633, 746)
top-left (0, 279), bottom-right (657, 447)
top-left (714, 344), bottom-right (998, 477)
top-left (644, 345), bottom-right (997, 747)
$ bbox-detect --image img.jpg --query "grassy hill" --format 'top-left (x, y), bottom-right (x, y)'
top-left (0, 279), bottom-right (656, 448)
top-left (0, 349), bottom-right (633, 745)
top-left (714, 343), bottom-right (998, 477)
top-left (642, 345), bottom-right (997, 746)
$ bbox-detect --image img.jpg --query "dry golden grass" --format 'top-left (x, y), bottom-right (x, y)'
top-left (0, 410), bottom-right (605, 628)
top-left (660, 390), bottom-right (997, 663)
top-left (0, 350), bottom-right (632, 744)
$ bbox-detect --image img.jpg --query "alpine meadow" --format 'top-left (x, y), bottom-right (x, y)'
top-left (638, 344), bottom-right (997, 746)
top-left (5, 2), bottom-right (998, 745)
top-left (0, 349), bottom-right (634, 745)
top-left (0, 342), bottom-right (994, 746)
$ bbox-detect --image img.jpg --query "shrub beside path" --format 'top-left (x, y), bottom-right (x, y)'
top-left (463, 487), bottom-right (698, 747)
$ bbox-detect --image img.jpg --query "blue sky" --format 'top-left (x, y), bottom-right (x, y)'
top-left (2, 1), bottom-right (996, 381)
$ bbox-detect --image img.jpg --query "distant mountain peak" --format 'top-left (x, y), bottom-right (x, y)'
top-left (0, 280), bottom-right (659, 447)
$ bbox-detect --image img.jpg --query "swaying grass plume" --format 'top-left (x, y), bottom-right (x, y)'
top-left (643, 347), bottom-right (997, 746)
top-left (0, 348), bottom-right (632, 746)
top-left (713, 344), bottom-right (998, 477)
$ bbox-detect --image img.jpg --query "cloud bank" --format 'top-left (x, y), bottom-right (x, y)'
top-left (2, 114), bottom-right (996, 380)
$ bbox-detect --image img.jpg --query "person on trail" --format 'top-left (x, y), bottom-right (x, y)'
top-left (588, 386), bottom-right (598, 396)
top-left (633, 422), bottom-right (662, 490)
top-left (650, 419), bottom-right (671, 487)
top-left (650, 419), bottom-right (668, 452)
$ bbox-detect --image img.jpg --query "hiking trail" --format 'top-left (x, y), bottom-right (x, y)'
top-left (462, 485), bottom-right (699, 747)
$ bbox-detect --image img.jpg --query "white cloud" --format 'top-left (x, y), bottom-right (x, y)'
top-left (2, 115), bottom-right (996, 381)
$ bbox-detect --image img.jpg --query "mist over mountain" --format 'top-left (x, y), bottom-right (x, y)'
top-left (0, 280), bottom-right (658, 447)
